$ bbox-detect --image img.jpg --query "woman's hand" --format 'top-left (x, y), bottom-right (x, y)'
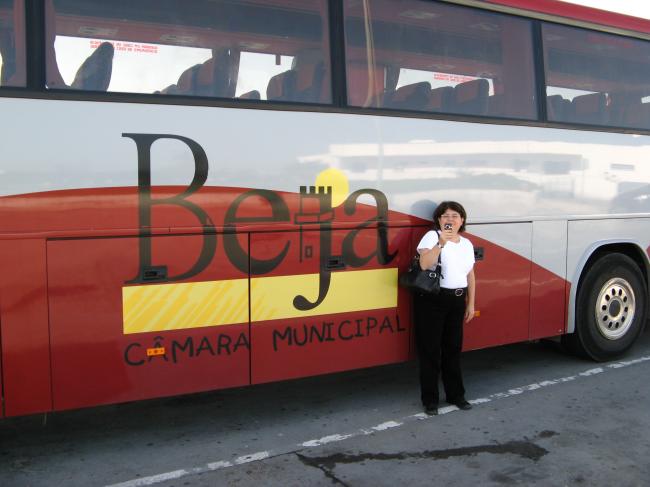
top-left (465, 268), bottom-right (476, 323)
top-left (439, 226), bottom-right (454, 246)
top-left (418, 247), bottom-right (440, 270)
top-left (464, 303), bottom-right (475, 323)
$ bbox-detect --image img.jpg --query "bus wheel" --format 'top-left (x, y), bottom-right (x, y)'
top-left (563, 253), bottom-right (647, 361)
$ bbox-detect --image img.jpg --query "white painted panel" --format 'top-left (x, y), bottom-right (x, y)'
top-left (1, 97), bottom-right (649, 223)
top-left (532, 220), bottom-right (567, 279)
top-left (566, 218), bottom-right (650, 332)
top-left (467, 222), bottom-right (532, 262)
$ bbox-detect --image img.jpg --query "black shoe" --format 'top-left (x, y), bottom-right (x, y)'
top-left (424, 403), bottom-right (438, 416)
top-left (448, 398), bottom-right (472, 410)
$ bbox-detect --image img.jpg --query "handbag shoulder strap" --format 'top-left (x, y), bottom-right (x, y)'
top-left (435, 231), bottom-right (442, 276)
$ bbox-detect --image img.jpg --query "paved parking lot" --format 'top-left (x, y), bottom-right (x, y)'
top-left (1, 328), bottom-right (649, 487)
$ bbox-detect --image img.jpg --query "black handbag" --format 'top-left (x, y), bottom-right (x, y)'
top-left (399, 253), bottom-right (443, 295)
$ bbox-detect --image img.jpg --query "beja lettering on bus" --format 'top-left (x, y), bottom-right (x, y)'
top-left (122, 133), bottom-right (396, 311)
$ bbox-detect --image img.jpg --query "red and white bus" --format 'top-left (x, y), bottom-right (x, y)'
top-left (0, 0), bottom-right (648, 417)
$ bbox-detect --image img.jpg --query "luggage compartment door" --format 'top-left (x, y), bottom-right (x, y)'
top-left (47, 234), bottom-right (250, 411)
top-left (250, 227), bottom-right (412, 384)
top-left (464, 223), bottom-right (532, 350)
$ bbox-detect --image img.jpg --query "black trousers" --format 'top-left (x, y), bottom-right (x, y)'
top-left (414, 289), bottom-right (467, 406)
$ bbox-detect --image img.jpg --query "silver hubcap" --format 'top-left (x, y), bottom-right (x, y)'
top-left (595, 278), bottom-right (635, 340)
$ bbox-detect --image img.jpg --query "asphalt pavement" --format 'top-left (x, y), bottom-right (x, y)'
top-left (1, 327), bottom-right (649, 487)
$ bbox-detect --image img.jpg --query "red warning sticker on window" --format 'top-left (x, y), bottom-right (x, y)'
top-left (90, 40), bottom-right (158, 54)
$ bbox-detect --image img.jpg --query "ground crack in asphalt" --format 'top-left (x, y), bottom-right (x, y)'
top-left (296, 438), bottom-right (550, 485)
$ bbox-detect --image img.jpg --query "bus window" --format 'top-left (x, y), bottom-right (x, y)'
top-left (542, 23), bottom-right (650, 130)
top-left (343, 0), bottom-right (537, 120)
top-left (45, 0), bottom-right (332, 104)
top-left (0, 0), bottom-right (25, 87)
top-left (237, 52), bottom-right (293, 100)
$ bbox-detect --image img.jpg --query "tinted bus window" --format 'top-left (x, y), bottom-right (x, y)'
top-left (45, 0), bottom-right (332, 103)
top-left (542, 23), bottom-right (650, 130)
top-left (343, 0), bottom-right (537, 120)
top-left (0, 0), bottom-right (25, 87)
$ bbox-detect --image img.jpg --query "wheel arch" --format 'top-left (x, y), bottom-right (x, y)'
top-left (567, 239), bottom-right (650, 334)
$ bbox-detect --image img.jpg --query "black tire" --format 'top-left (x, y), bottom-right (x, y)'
top-left (562, 253), bottom-right (647, 361)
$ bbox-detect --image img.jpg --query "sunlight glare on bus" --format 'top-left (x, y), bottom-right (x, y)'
top-left (315, 168), bottom-right (350, 207)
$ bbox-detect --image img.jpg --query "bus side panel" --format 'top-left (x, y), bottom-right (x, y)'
top-left (0, 326), bottom-right (2, 418)
top-left (250, 228), bottom-right (412, 384)
top-left (463, 224), bottom-right (532, 350)
top-left (529, 221), bottom-right (568, 339)
top-left (47, 235), bottom-right (250, 411)
top-left (0, 333), bottom-right (2, 418)
top-left (0, 239), bottom-right (52, 416)
top-left (566, 217), bottom-right (650, 333)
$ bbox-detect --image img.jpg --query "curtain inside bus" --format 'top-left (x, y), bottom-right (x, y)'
top-left (0, 0), bottom-right (25, 87)
top-left (343, 0), bottom-right (538, 120)
top-left (542, 23), bottom-right (650, 130)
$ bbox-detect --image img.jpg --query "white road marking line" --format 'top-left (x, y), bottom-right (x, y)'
top-left (105, 453), bottom-right (272, 487)
top-left (234, 451), bottom-right (270, 464)
top-left (301, 434), bottom-right (355, 447)
top-left (205, 460), bottom-right (232, 470)
top-left (580, 367), bottom-right (604, 376)
top-left (371, 421), bottom-right (403, 431)
top-left (608, 355), bottom-right (650, 368)
top-left (105, 354), bottom-right (650, 487)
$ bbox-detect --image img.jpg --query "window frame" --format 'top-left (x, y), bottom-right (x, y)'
top-left (341, 0), bottom-right (540, 122)
top-left (40, 0), bottom-right (336, 104)
top-left (0, 0), bottom-right (29, 87)
top-left (541, 20), bottom-right (650, 131)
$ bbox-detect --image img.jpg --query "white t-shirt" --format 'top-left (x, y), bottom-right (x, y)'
top-left (417, 231), bottom-right (475, 289)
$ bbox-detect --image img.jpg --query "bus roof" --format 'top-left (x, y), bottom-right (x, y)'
top-left (476, 0), bottom-right (650, 37)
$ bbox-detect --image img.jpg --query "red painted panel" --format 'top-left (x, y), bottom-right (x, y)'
top-left (253, 309), bottom-right (409, 384)
top-left (529, 262), bottom-right (567, 339)
top-left (0, 239), bottom-right (52, 417)
top-left (0, 330), bottom-right (3, 418)
top-left (250, 227), bottom-right (413, 384)
top-left (404, 226), bottom-right (432, 360)
top-left (47, 235), bottom-right (249, 411)
top-left (463, 234), bottom-right (531, 351)
top-left (0, 188), bottom-right (139, 234)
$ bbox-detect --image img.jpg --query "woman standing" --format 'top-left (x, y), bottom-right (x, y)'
top-left (414, 201), bottom-right (476, 416)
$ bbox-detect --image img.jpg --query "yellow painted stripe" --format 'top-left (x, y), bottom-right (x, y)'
top-left (250, 268), bottom-right (397, 322)
top-left (122, 268), bottom-right (397, 334)
top-left (122, 278), bottom-right (249, 334)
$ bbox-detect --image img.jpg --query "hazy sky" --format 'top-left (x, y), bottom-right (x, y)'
top-left (559, 0), bottom-right (650, 19)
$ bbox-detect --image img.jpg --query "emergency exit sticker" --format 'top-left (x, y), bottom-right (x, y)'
top-left (89, 40), bottom-right (159, 54)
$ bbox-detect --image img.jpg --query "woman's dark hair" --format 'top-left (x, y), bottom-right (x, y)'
top-left (432, 201), bottom-right (467, 232)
